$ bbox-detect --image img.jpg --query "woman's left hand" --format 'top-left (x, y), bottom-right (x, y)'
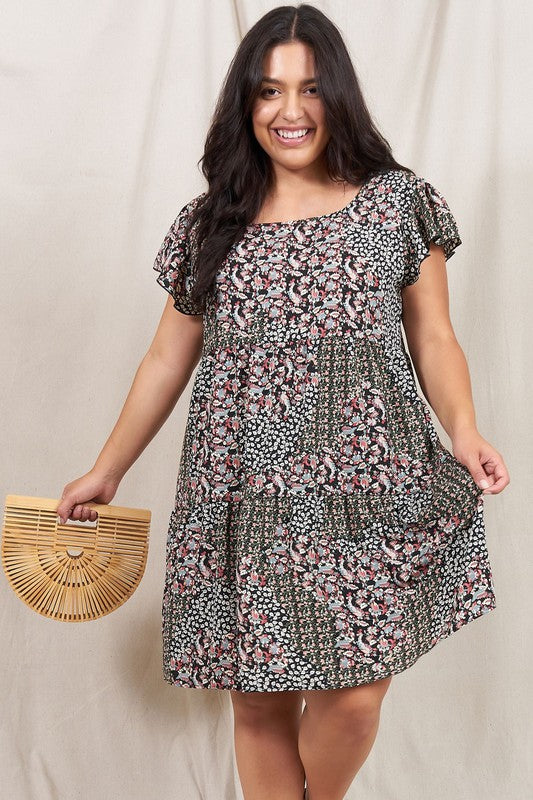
top-left (451, 428), bottom-right (510, 495)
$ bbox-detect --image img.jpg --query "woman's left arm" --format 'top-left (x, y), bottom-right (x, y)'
top-left (401, 242), bottom-right (510, 496)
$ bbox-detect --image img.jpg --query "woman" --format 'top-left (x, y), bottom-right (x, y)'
top-left (56, 5), bottom-right (509, 799)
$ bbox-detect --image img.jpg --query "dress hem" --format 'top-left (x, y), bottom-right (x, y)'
top-left (161, 600), bottom-right (496, 693)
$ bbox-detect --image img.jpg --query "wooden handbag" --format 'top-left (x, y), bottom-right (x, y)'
top-left (1, 495), bottom-right (151, 622)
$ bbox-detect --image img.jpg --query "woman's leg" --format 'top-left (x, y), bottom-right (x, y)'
top-left (298, 675), bottom-right (393, 800)
top-left (230, 688), bottom-right (306, 800)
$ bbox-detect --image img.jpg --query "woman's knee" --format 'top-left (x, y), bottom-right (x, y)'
top-left (303, 676), bottom-right (392, 737)
top-left (230, 689), bottom-right (303, 726)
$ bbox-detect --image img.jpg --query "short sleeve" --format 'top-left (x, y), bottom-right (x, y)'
top-left (152, 194), bottom-right (205, 315)
top-left (401, 177), bottom-right (462, 288)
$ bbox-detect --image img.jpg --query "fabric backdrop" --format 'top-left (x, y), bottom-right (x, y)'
top-left (1, 1), bottom-right (530, 798)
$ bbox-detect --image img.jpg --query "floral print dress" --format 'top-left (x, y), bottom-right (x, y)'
top-left (153, 167), bottom-right (496, 692)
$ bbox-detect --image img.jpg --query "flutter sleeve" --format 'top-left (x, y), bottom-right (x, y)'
top-left (152, 194), bottom-right (206, 315)
top-left (401, 176), bottom-right (462, 288)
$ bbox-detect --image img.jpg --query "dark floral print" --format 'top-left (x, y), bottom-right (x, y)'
top-left (153, 168), bottom-right (496, 692)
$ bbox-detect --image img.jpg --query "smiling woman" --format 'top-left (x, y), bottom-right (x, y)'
top-left (56, 4), bottom-right (508, 800)
top-left (145, 6), bottom-right (505, 793)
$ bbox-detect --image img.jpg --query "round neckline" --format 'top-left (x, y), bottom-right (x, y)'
top-left (245, 173), bottom-right (378, 229)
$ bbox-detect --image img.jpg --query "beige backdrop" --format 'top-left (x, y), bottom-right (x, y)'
top-left (1, 1), bottom-right (530, 798)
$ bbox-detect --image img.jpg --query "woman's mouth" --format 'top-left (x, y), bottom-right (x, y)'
top-left (272, 128), bottom-right (314, 146)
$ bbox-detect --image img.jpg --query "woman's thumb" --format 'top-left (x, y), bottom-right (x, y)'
top-left (56, 496), bottom-right (72, 524)
top-left (469, 467), bottom-right (490, 491)
top-left (56, 491), bottom-right (84, 524)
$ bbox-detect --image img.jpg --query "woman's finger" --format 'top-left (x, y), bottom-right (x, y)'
top-left (78, 504), bottom-right (93, 522)
top-left (482, 459), bottom-right (510, 494)
top-left (72, 504), bottom-right (86, 521)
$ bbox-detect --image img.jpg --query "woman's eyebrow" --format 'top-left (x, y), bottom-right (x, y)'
top-left (260, 76), bottom-right (317, 84)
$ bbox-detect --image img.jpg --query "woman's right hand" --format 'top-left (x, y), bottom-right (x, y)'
top-left (56, 469), bottom-right (121, 524)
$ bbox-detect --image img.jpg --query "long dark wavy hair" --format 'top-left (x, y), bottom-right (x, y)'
top-left (187, 3), bottom-right (413, 308)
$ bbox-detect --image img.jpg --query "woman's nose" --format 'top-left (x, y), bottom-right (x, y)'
top-left (279, 91), bottom-right (306, 119)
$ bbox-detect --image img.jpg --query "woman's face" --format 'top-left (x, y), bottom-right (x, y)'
top-left (251, 41), bottom-right (330, 177)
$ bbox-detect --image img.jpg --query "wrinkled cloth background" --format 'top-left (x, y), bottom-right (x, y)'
top-left (1, 1), bottom-right (530, 798)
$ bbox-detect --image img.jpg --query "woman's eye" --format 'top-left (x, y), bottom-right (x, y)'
top-left (260, 86), bottom-right (319, 98)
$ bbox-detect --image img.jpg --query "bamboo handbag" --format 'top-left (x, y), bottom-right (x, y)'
top-left (1, 495), bottom-right (151, 622)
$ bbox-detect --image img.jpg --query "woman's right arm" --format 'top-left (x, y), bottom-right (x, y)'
top-left (55, 294), bottom-right (204, 523)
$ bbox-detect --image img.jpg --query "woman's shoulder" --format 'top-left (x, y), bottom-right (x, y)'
top-left (373, 168), bottom-right (454, 218)
top-left (176, 190), bottom-right (207, 219)
top-left (162, 191), bottom-right (207, 240)
top-left (373, 167), bottom-right (422, 195)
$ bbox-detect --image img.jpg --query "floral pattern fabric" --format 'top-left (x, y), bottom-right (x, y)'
top-left (153, 168), bottom-right (496, 692)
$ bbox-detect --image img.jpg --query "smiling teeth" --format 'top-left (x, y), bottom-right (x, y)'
top-left (276, 128), bottom-right (309, 139)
